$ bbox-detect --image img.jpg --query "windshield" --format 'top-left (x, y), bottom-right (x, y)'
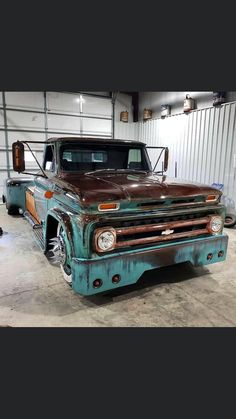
top-left (60, 143), bottom-right (151, 172)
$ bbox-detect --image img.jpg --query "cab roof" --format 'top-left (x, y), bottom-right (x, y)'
top-left (46, 137), bottom-right (146, 146)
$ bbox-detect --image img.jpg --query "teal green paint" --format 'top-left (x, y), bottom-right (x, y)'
top-left (4, 173), bottom-right (228, 297)
top-left (5, 181), bottom-right (34, 211)
top-left (71, 234), bottom-right (228, 296)
top-left (43, 195), bottom-right (229, 296)
top-left (46, 207), bottom-right (89, 259)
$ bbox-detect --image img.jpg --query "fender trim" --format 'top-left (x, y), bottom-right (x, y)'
top-left (46, 208), bottom-right (76, 257)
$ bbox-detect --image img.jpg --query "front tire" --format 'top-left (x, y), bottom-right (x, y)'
top-left (56, 224), bottom-right (72, 286)
top-left (7, 205), bottom-right (19, 215)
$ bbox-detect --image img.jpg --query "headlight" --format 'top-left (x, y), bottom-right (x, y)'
top-left (208, 216), bottom-right (223, 234)
top-left (95, 228), bottom-right (116, 252)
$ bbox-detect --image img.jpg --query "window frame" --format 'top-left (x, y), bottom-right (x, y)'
top-left (43, 144), bottom-right (56, 173)
top-left (58, 143), bottom-right (152, 173)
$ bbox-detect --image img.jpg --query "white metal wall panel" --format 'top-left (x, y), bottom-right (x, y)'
top-left (115, 121), bottom-right (139, 141)
top-left (0, 110), bottom-right (4, 126)
top-left (47, 92), bottom-right (112, 118)
top-left (47, 114), bottom-right (111, 137)
top-left (5, 92), bottom-right (44, 110)
top-left (0, 149), bottom-right (7, 167)
top-left (82, 96), bottom-right (112, 117)
top-left (6, 110), bottom-right (45, 130)
top-left (0, 132), bottom-right (6, 175)
top-left (0, 172), bottom-right (9, 197)
top-left (0, 110), bottom-right (7, 199)
top-left (6, 132), bottom-right (45, 148)
top-left (47, 93), bottom-right (112, 137)
top-left (136, 103), bottom-right (236, 210)
top-left (7, 150), bottom-right (44, 169)
top-left (0, 91), bottom-right (113, 200)
top-left (82, 118), bottom-right (112, 136)
top-left (48, 114), bottom-right (81, 133)
top-left (0, 131), bottom-right (45, 199)
top-left (47, 92), bottom-right (81, 114)
top-left (118, 104), bottom-right (236, 209)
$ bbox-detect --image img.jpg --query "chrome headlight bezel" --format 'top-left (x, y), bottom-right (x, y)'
top-left (94, 228), bottom-right (117, 252)
top-left (208, 215), bottom-right (224, 234)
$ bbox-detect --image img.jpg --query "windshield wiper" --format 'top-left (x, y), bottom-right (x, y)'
top-left (115, 169), bottom-right (149, 174)
top-left (85, 168), bottom-right (148, 175)
top-left (85, 168), bottom-right (116, 175)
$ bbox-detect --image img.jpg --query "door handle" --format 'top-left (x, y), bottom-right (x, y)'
top-left (52, 184), bottom-right (62, 193)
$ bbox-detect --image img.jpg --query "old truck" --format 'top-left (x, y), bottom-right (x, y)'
top-left (2, 137), bottom-right (228, 295)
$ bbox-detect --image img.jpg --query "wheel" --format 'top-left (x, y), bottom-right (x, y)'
top-left (5, 198), bottom-right (19, 215)
top-left (224, 213), bottom-right (236, 228)
top-left (7, 206), bottom-right (19, 215)
top-left (57, 224), bottom-right (72, 285)
top-left (49, 223), bottom-right (72, 286)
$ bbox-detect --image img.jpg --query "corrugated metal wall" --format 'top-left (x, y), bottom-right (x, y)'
top-left (115, 121), bottom-right (139, 140)
top-left (118, 102), bottom-right (236, 210)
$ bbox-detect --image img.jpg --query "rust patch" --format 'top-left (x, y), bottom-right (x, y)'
top-left (25, 189), bottom-right (41, 224)
top-left (54, 169), bottom-right (222, 209)
top-left (50, 208), bottom-right (75, 256)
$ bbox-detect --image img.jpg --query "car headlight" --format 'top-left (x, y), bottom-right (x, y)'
top-left (95, 228), bottom-right (116, 252)
top-left (208, 216), bottom-right (223, 234)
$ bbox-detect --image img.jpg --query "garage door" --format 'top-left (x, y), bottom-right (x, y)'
top-left (0, 92), bottom-right (112, 200)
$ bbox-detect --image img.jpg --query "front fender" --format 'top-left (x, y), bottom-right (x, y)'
top-left (46, 208), bottom-right (77, 258)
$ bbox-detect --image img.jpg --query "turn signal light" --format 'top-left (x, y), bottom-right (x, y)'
top-left (44, 190), bottom-right (54, 199)
top-left (98, 203), bottom-right (120, 211)
top-left (206, 195), bottom-right (218, 203)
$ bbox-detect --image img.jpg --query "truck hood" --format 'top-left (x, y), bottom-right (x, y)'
top-left (57, 171), bottom-right (221, 207)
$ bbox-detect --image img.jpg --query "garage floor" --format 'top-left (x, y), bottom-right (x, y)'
top-left (0, 205), bottom-right (236, 327)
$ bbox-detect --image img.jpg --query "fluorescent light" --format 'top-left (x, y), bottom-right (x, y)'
top-left (75, 95), bottom-right (85, 104)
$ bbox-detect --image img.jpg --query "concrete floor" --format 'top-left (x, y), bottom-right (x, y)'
top-left (0, 205), bottom-right (236, 327)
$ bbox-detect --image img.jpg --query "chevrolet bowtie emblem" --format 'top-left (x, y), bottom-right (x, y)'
top-left (161, 229), bottom-right (174, 236)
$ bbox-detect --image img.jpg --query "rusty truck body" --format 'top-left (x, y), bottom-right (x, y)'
top-left (2, 137), bottom-right (228, 295)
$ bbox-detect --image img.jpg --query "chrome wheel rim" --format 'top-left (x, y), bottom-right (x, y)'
top-left (49, 234), bottom-right (67, 266)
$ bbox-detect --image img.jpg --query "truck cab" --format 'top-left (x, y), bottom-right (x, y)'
top-left (3, 137), bottom-right (228, 295)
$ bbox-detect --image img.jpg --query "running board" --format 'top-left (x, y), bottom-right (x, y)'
top-left (24, 210), bottom-right (40, 227)
top-left (24, 211), bottom-right (44, 250)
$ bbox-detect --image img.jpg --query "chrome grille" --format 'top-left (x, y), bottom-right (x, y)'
top-left (93, 211), bottom-right (219, 252)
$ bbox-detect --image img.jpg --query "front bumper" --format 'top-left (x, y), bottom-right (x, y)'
top-left (71, 234), bottom-right (228, 296)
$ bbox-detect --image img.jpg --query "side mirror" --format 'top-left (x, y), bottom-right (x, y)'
top-left (163, 147), bottom-right (169, 172)
top-left (12, 141), bottom-right (25, 173)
